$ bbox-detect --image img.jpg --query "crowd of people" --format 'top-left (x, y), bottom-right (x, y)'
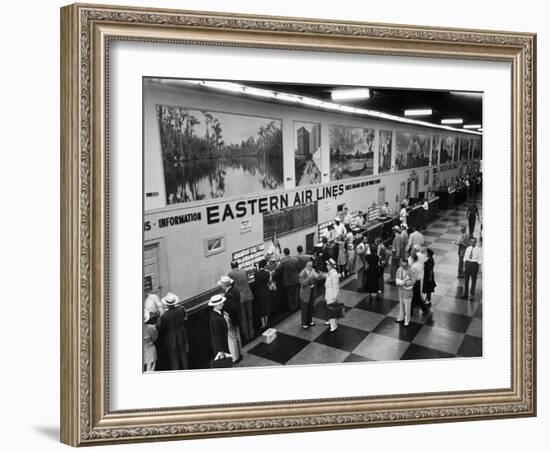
top-left (143, 196), bottom-right (482, 371)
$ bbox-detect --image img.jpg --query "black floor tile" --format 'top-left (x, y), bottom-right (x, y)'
top-left (400, 343), bottom-right (455, 360)
top-left (355, 297), bottom-right (399, 315)
top-left (371, 316), bottom-right (423, 342)
top-left (247, 332), bottom-right (310, 365)
top-left (344, 353), bottom-right (373, 363)
top-left (341, 278), bottom-right (362, 291)
top-left (457, 335), bottom-right (482, 357)
top-left (429, 223), bottom-right (449, 229)
top-left (424, 309), bottom-right (473, 334)
top-left (312, 300), bottom-right (352, 321)
top-left (314, 324), bottom-right (369, 352)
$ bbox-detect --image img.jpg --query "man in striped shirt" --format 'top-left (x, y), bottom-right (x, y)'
top-left (462, 237), bottom-right (482, 300)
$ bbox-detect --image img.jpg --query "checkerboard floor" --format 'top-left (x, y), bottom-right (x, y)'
top-left (236, 197), bottom-right (483, 368)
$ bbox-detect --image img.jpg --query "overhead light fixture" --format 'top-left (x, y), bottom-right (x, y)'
top-left (404, 108), bottom-right (432, 116)
top-left (331, 88), bottom-right (370, 100)
top-left (441, 118), bottom-right (463, 125)
top-left (463, 124), bottom-right (482, 129)
top-left (450, 91), bottom-right (483, 97)
top-left (478, 128), bottom-right (483, 132)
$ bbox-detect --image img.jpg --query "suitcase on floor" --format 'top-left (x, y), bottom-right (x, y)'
top-left (262, 328), bottom-right (277, 344)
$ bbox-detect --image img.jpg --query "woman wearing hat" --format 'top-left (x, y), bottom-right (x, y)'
top-left (208, 294), bottom-right (232, 367)
top-left (323, 258), bottom-right (341, 332)
top-left (155, 292), bottom-right (189, 371)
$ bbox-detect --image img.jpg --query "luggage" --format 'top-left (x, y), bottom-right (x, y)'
top-left (210, 356), bottom-right (233, 369)
top-left (262, 328), bottom-right (277, 344)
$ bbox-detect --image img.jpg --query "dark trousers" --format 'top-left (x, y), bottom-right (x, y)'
top-left (286, 284), bottom-right (300, 311)
top-left (300, 288), bottom-right (315, 326)
top-left (464, 261), bottom-right (479, 297)
top-left (412, 280), bottom-right (424, 310)
top-left (239, 300), bottom-right (254, 342)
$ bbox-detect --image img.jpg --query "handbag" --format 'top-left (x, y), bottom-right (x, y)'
top-left (210, 355), bottom-right (233, 369)
top-left (327, 302), bottom-right (346, 318)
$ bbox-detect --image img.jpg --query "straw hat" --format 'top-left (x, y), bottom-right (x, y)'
top-left (208, 294), bottom-right (226, 307)
top-left (217, 275), bottom-right (234, 287)
top-left (161, 292), bottom-right (180, 307)
top-left (326, 258), bottom-right (337, 268)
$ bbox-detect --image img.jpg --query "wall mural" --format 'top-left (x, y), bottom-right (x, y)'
top-left (459, 137), bottom-right (470, 161)
top-left (440, 136), bottom-right (454, 164)
top-left (329, 125), bottom-right (375, 180)
top-left (431, 135), bottom-right (441, 166)
top-left (472, 137), bottom-right (481, 159)
top-left (452, 137), bottom-right (460, 162)
top-left (378, 129), bottom-right (393, 174)
top-left (395, 132), bottom-right (430, 170)
top-left (294, 122), bottom-right (322, 186)
top-left (157, 105), bottom-right (283, 204)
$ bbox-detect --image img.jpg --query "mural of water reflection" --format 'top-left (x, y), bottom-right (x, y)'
top-left (157, 105), bottom-right (283, 204)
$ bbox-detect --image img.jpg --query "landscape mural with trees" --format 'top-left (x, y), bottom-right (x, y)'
top-left (157, 105), bottom-right (283, 204)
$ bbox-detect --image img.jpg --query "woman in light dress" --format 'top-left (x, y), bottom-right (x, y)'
top-left (323, 258), bottom-right (341, 332)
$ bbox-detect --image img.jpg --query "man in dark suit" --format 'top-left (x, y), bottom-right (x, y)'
top-left (217, 276), bottom-right (241, 334)
top-left (227, 261), bottom-right (254, 342)
top-left (299, 258), bottom-right (318, 328)
top-left (278, 247), bottom-right (301, 311)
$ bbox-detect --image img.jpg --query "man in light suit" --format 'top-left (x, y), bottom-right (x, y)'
top-left (406, 225), bottom-right (425, 254)
top-left (389, 226), bottom-right (404, 283)
top-left (299, 258), bottom-right (319, 329)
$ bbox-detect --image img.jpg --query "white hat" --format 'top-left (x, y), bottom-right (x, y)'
top-left (208, 294), bottom-right (226, 307)
top-left (326, 258), bottom-right (337, 267)
top-left (393, 225), bottom-right (401, 232)
top-left (161, 292), bottom-right (180, 307)
top-left (334, 217), bottom-right (341, 222)
top-left (217, 275), bottom-right (234, 287)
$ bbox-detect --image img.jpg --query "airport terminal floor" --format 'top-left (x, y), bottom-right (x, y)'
top-left (236, 198), bottom-right (483, 367)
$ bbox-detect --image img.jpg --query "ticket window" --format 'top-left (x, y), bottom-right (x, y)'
top-left (144, 243), bottom-right (161, 297)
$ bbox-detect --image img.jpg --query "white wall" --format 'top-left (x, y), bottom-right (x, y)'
top-left (0, 1), bottom-right (547, 450)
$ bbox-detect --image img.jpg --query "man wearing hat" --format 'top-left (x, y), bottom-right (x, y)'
top-left (333, 217), bottom-right (346, 240)
top-left (227, 261), bottom-right (255, 342)
top-left (155, 292), bottom-right (189, 371)
top-left (323, 258), bottom-right (341, 332)
top-left (389, 225), bottom-right (404, 283)
top-left (208, 294), bottom-right (232, 366)
top-left (217, 276), bottom-right (243, 362)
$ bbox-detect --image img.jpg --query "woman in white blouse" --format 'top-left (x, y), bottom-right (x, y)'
top-left (323, 258), bottom-right (341, 332)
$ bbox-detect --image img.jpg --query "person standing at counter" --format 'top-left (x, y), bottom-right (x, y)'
top-left (217, 276), bottom-right (242, 363)
top-left (422, 198), bottom-right (429, 230)
top-left (375, 237), bottom-right (389, 295)
top-left (156, 292), bottom-right (189, 371)
top-left (400, 223), bottom-right (409, 259)
top-left (333, 217), bottom-right (346, 240)
top-left (342, 207), bottom-right (352, 227)
top-left (254, 260), bottom-right (271, 330)
top-left (389, 225), bottom-right (404, 284)
top-left (323, 258), bottom-right (341, 332)
top-left (279, 248), bottom-right (301, 312)
top-left (409, 253), bottom-right (426, 313)
top-left (380, 201), bottom-right (390, 218)
top-left (208, 294), bottom-right (232, 368)
top-left (228, 261), bottom-right (254, 343)
top-left (364, 244), bottom-right (380, 299)
top-left (296, 245), bottom-right (311, 271)
top-left (299, 258), bottom-right (319, 329)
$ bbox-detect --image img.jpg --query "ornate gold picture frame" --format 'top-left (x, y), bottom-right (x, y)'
top-left (60, 3), bottom-right (536, 446)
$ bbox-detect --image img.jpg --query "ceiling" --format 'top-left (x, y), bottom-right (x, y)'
top-left (242, 81), bottom-right (483, 129)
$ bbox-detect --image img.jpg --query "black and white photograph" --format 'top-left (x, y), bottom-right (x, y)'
top-left (143, 78), bottom-right (483, 372)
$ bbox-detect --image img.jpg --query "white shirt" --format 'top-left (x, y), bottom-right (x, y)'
top-left (422, 201), bottom-right (429, 211)
top-left (464, 245), bottom-right (482, 264)
top-left (334, 222), bottom-right (346, 239)
top-left (343, 213), bottom-right (352, 226)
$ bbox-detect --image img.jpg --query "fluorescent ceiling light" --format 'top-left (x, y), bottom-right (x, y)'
top-left (441, 118), bottom-right (463, 124)
top-left (331, 88), bottom-right (370, 100)
top-left (478, 128), bottom-right (483, 132)
top-left (450, 91), bottom-right (483, 97)
top-left (464, 124), bottom-right (482, 129)
top-left (404, 108), bottom-right (432, 116)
